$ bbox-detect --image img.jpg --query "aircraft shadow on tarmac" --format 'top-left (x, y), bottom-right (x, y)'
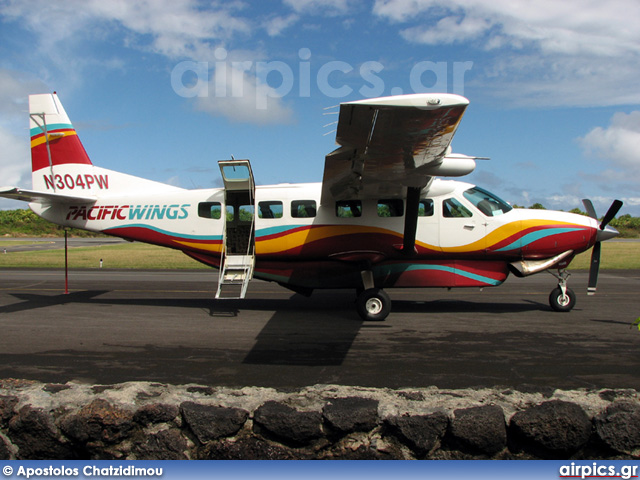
top-left (2, 289), bottom-right (639, 387)
top-left (1, 289), bottom-right (551, 371)
top-left (0, 289), bottom-right (551, 318)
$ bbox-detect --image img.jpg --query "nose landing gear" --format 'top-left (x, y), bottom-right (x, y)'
top-left (548, 269), bottom-right (577, 312)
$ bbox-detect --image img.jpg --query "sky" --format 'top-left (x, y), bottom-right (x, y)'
top-left (0, 0), bottom-right (639, 215)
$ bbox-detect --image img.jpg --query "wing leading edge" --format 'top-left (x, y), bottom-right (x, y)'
top-left (320, 93), bottom-right (473, 204)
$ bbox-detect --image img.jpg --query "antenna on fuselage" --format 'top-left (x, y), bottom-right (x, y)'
top-left (323, 104), bottom-right (339, 136)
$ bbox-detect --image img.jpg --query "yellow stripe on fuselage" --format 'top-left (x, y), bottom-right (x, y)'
top-left (434, 219), bottom-right (583, 253)
top-left (177, 218), bottom-right (586, 257)
top-left (174, 240), bottom-right (223, 253)
top-left (255, 225), bottom-right (401, 255)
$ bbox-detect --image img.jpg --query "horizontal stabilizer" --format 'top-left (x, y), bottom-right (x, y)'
top-left (0, 186), bottom-right (96, 204)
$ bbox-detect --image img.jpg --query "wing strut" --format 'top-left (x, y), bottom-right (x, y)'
top-left (402, 187), bottom-right (421, 256)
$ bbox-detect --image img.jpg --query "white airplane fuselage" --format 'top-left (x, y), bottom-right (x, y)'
top-left (32, 177), bottom-right (599, 292)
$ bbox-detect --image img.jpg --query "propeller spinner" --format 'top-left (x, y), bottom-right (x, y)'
top-left (582, 199), bottom-right (623, 295)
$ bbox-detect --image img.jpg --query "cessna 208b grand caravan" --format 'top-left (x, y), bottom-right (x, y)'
top-left (0, 92), bottom-right (623, 321)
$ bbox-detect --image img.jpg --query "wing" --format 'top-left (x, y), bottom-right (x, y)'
top-left (320, 93), bottom-right (471, 204)
top-left (0, 186), bottom-right (96, 204)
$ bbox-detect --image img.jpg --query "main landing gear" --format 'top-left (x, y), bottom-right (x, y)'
top-left (356, 288), bottom-right (391, 321)
top-left (548, 269), bottom-right (577, 312)
top-left (356, 269), bottom-right (391, 321)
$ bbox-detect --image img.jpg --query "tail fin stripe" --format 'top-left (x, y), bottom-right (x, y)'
top-left (31, 130), bottom-right (77, 149)
top-left (30, 123), bottom-right (74, 137)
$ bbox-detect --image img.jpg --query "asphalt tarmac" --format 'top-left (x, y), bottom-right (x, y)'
top-left (0, 268), bottom-right (639, 390)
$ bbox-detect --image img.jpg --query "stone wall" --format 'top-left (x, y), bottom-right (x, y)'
top-left (1, 379), bottom-right (639, 460)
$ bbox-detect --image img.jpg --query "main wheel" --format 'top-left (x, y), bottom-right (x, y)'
top-left (549, 287), bottom-right (576, 312)
top-left (356, 288), bottom-right (391, 321)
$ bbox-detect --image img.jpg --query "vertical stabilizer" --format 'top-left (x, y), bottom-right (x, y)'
top-left (29, 93), bottom-right (92, 190)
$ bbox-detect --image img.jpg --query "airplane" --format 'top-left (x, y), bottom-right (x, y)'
top-left (0, 92), bottom-right (623, 321)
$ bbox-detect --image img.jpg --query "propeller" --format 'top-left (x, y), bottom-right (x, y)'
top-left (582, 199), bottom-right (623, 295)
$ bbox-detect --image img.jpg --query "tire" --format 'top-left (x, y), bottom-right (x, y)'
top-left (549, 287), bottom-right (576, 312)
top-left (356, 288), bottom-right (391, 321)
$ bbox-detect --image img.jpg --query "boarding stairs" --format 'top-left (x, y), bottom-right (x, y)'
top-left (215, 254), bottom-right (254, 299)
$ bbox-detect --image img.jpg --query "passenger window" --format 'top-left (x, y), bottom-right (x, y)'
top-left (258, 201), bottom-right (283, 219)
top-left (336, 200), bottom-right (362, 218)
top-left (198, 202), bottom-right (222, 219)
top-left (443, 198), bottom-right (472, 218)
top-left (378, 199), bottom-right (404, 217)
top-left (418, 199), bottom-right (434, 217)
top-left (227, 205), bottom-right (254, 222)
top-left (292, 200), bottom-right (317, 218)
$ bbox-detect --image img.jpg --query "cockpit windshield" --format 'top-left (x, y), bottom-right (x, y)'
top-left (463, 186), bottom-right (513, 217)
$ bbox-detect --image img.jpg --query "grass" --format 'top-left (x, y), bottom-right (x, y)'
top-left (568, 241), bottom-right (640, 269)
top-left (0, 240), bottom-right (639, 270)
top-left (0, 242), bottom-right (208, 269)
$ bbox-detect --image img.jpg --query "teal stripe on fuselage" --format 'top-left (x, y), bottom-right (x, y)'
top-left (256, 225), bottom-right (305, 237)
top-left (495, 227), bottom-right (582, 252)
top-left (376, 263), bottom-right (503, 286)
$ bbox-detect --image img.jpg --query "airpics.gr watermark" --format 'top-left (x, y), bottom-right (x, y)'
top-left (171, 47), bottom-right (473, 109)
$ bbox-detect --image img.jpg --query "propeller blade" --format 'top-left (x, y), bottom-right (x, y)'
top-left (588, 241), bottom-right (601, 295)
top-left (582, 199), bottom-right (597, 219)
top-left (600, 199), bottom-right (623, 230)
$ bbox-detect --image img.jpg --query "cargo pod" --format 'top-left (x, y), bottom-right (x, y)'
top-left (216, 159), bottom-right (255, 299)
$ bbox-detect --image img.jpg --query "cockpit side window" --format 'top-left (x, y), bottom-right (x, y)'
top-left (463, 187), bottom-right (513, 216)
top-left (443, 198), bottom-right (472, 218)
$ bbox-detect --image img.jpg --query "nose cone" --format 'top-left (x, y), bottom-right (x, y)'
top-left (597, 225), bottom-right (619, 242)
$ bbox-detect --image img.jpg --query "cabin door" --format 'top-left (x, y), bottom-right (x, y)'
top-left (216, 159), bottom-right (256, 299)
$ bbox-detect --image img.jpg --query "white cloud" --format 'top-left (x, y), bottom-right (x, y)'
top-left (283, 0), bottom-right (354, 16)
top-left (401, 15), bottom-right (492, 45)
top-left (2, 0), bottom-right (251, 59)
top-left (373, 0), bottom-right (640, 55)
top-left (265, 14), bottom-right (300, 37)
top-left (194, 65), bottom-right (295, 125)
top-left (579, 111), bottom-right (640, 171)
top-left (0, 0), bottom-right (297, 126)
top-left (0, 69), bottom-right (47, 200)
top-left (0, 126), bottom-right (30, 186)
top-left (373, 0), bottom-right (640, 107)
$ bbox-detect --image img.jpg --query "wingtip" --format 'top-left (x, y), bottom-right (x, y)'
top-left (345, 92), bottom-right (469, 108)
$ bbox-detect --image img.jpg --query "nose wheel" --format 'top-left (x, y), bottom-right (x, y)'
top-left (548, 269), bottom-right (577, 312)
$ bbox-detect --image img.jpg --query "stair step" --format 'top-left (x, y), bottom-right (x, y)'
top-left (215, 253), bottom-right (254, 300)
top-left (216, 283), bottom-right (244, 299)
